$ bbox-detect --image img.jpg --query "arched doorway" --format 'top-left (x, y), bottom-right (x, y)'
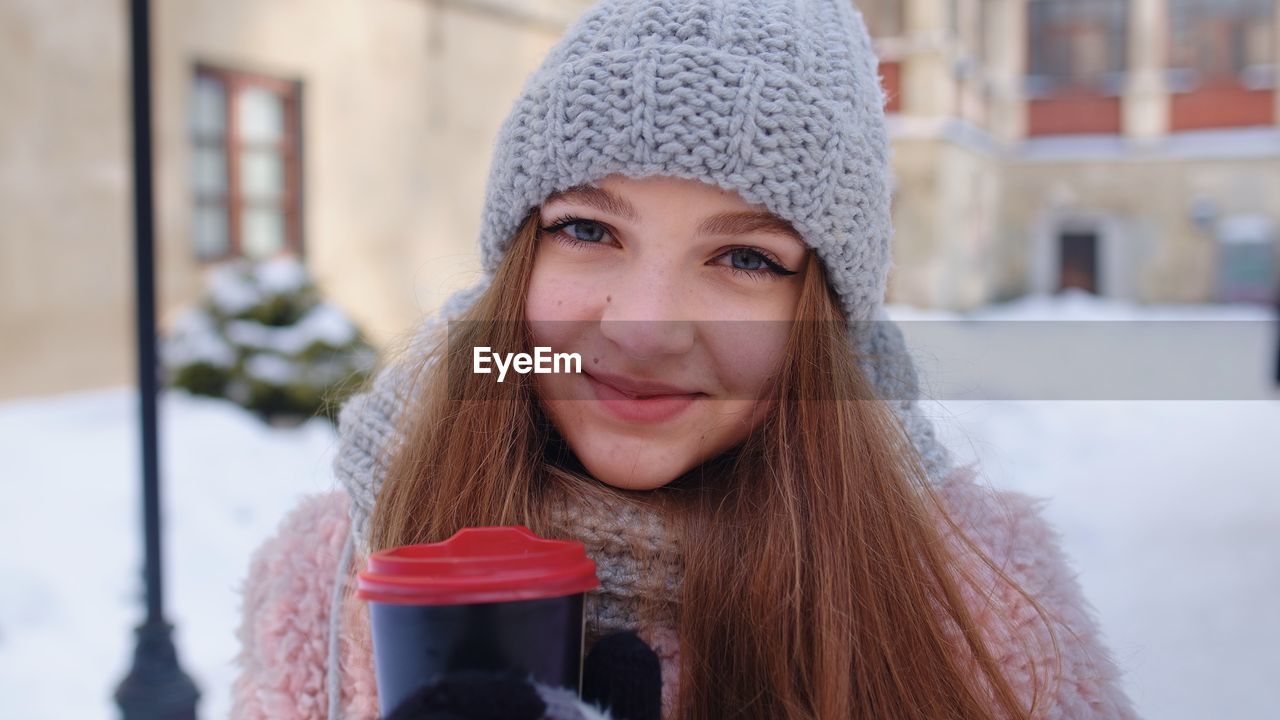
top-left (1058, 228), bottom-right (1099, 293)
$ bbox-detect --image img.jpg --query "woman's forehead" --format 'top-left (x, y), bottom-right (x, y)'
top-left (546, 173), bottom-right (762, 208)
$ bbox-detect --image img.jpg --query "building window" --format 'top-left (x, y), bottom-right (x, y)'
top-left (1214, 214), bottom-right (1276, 304)
top-left (861, 0), bottom-right (904, 38)
top-left (189, 65), bottom-right (303, 262)
top-left (1026, 0), bottom-right (1129, 96)
top-left (1168, 0), bottom-right (1275, 90)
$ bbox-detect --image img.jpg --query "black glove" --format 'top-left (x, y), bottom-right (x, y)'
top-left (383, 669), bottom-right (546, 720)
top-left (382, 630), bottom-right (662, 720)
top-left (581, 630), bottom-right (662, 720)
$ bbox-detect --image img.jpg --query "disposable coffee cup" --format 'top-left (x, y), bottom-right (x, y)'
top-left (356, 525), bottom-right (600, 716)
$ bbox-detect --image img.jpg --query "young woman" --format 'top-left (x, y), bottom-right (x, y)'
top-left (231, 1), bottom-right (1139, 719)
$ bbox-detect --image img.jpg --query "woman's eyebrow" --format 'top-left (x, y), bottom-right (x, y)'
top-left (697, 211), bottom-right (804, 246)
top-left (543, 185), bottom-right (638, 221)
top-left (543, 185), bottom-right (805, 246)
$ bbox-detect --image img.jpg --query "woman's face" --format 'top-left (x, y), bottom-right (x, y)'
top-left (525, 174), bottom-right (808, 491)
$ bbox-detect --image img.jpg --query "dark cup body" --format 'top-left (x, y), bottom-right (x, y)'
top-left (369, 592), bottom-right (586, 715)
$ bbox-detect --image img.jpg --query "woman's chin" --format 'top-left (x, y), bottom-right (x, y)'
top-left (578, 453), bottom-right (684, 492)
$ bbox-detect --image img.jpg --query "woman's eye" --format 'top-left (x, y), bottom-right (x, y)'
top-left (716, 247), bottom-right (798, 279)
top-left (537, 219), bottom-right (798, 280)
top-left (540, 217), bottom-right (610, 245)
top-left (728, 248), bottom-right (768, 271)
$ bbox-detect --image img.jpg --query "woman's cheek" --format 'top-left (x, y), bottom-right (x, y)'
top-left (703, 324), bottom-right (791, 400)
top-left (528, 259), bottom-right (605, 324)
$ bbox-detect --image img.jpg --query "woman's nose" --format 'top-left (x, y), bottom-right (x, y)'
top-left (598, 269), bottom-right (696, 360)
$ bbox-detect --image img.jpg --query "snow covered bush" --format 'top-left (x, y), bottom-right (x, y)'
top-left (162, 256), bottom-right (378, 425)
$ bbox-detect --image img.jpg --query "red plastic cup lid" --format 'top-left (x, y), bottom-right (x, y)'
top-left (356, 525), bottom-right (600, 605)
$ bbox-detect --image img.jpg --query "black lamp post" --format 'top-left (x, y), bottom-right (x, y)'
top-left (113, 0), bottom-right (201, 717)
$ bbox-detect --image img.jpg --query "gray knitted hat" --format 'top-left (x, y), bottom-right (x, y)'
top-left (479, 0), bottom-right (891, 321)
top-left (336, 0), bottom-right (955, 551)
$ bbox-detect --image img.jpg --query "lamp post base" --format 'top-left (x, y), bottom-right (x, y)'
top-left (113, 618), bottom-right (200, 720)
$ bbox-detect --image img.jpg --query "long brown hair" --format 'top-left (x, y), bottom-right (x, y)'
top-left (366, 209), bottom-right (1064, 719)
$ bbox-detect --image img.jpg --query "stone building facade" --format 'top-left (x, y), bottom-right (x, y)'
top-left (873, 0), bottom-right (1279, 308)
top-left (2, 0), bottom-right (1277, 399)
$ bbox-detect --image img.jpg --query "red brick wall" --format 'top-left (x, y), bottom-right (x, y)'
top-left (1170, 79), bottom-right (1276, 131)
top-left (1027, 92), bottom-right (1123, 135)
top-left (880, 60), bottom-right (902, 114)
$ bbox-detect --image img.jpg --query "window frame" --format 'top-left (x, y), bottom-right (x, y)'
top-left (190, 63), bottom-right (305, 263)
top-left (1024, 0), bottom-right (1130, 99)
top-left (1165, 0), bottom-right (1276, 92)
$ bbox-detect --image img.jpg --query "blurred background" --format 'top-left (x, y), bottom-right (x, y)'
top-left (1, 0), bottom-right (1277, 718)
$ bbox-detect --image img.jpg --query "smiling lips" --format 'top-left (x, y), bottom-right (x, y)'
top-left (584, 371), bottom-right (704, 423)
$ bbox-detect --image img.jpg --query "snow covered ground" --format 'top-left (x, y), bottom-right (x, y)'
top-left (0, 390), bottom-right (342, 719)
top-left (1, 292), bottom-right (1277, 719)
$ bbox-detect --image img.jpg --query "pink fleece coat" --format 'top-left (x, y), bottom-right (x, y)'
top-left (230, 465), bottom-right (1139, 719)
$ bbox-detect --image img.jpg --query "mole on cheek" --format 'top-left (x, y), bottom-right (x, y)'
top-left (606, 295), bottom-right (612, 303)
top-left (593, 357), bottom-right (599, 365)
